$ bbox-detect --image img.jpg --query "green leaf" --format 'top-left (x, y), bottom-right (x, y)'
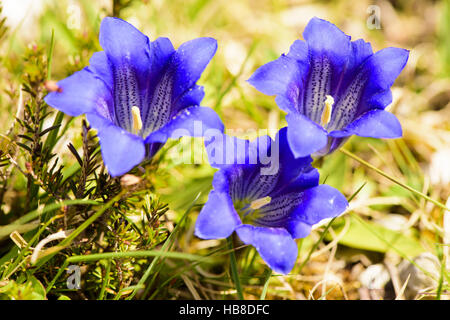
top-left (331, 215), bottom-right (425, 257)
top-left (29, 276), bottom-right (47, 300)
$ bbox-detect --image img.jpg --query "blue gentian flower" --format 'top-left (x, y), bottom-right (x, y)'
top-left (45, 17), bottom-right (224, 176)
top-left (248, 17), bottom-right (409, 157)
top-left (195, 128), bottom-right (348, 274)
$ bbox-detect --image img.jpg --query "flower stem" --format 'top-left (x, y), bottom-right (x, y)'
top-left (340, 148), bottom-right (449, 211)
top-left (260, 269), bottom-right (272, 300)
top-left (227, 236), bottom-right (244, 300)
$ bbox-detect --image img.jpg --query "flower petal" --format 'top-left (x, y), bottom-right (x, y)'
top-left (86, 112), bottom-right (145, 177)
top-left (348, 39), bottom-right (373, 72)
top-left (286, 113), bottom-right (328, 158)
top-left (325, 39), bottom-right (373, 131)
top-left (204, 134), bottom-right (252, 170)
top-left (87, 51), bottom-right (113, 91)
top-left (248, 54), bottom-right (304, 113)
top-left (329, 109), bottom-right (402, 139)
top-left (149, 37), bottom-right (176, 79)
top-left (327, 45), bottom-right (406, 132)
top-left (195, 190), bottom-right (241, 239)
top-left (99, 17), bottom-right (150, 75)
top-left (235, 225), bottom-right (298, 274)
top-left (144, 106), bottom-right (224, 143)
top-left (99, 17), bottom-right (151, 132)
top-left (303, 17), bottom-right (351, 71)
top-left (286, 39), bottom-right (308, 62)
top-left (175, 85), bottom-right (205, 110)
top-left (359, 47), bottom-right (409, 113)
top-left (286, 185), bottom-right (348, 238)
top-left (285, 220), bottom-right (312, 239)
top-left (302, 18), bottom-right (351, 123)
top-left (44, 69), bottom-right (112, 117)
top-left (140, 37), bottom-right (176, 133)
top-left (172, 37), bottom-right (217, 102)
top-left (256, 192), bottom-right (303, 228)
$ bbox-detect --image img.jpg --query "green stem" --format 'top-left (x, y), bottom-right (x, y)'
top-left (46, 250), bottom-right (211, 294)
top-left (98, 259), bottom-right (111, 300)
top-left (227, 237), bottom-right (244, 300)
top-left (46, 29), bottom-right (55, 80)
top-left (340, 148), bottom-right (449, 211)
top-left (260, 269), bottom-right (272, 300)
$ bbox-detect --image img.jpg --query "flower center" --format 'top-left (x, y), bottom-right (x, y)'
top-left (235, 196), bottom-right (272, 224)
top-left (131, 106), bottom-right (143, 135)
top-left (249, 196), bottom-right (272, 210)
top-left (320, 95), bottom-right (334, 127)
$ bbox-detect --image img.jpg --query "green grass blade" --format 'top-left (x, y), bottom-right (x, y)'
top-left (227, 236), bottom-right (244, 300)
top-left (340, 148), bottom-right (449, 211)
top-left (259, 269), bottom-right (272, 300)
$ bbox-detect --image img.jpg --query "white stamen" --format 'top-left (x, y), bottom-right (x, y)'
top-left (131, 106), bottom-right (143, 134)
top-left (321, 95), bottom-right (334, 126)
top-left (250, 196), bottom-right (272, 210)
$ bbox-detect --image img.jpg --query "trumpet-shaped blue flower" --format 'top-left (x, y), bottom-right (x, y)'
top-left (248, 17), bottom-right (409, 157)
top-left (45, 17), bottom-right (223, 176)
top-left (195, 128), bottom-right (348, 274)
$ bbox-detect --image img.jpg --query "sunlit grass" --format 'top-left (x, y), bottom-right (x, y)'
top-left (0, 0), bottom-right (449, 300)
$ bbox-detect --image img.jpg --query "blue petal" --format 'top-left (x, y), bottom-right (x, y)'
top-left (303, 17), bottom-right (351, 71)
top-left (87, 52), bottom-right (113, 91)
top-left (348, 39), bottom-right (373, 72)
top-left (272, 127), bottom-right (319, 195)
top-left (141, 38), bottom-right (215, 135)
top-left (99, 17), bottom-right (150, 76)
top-left (256, 192), bottom-right (304, 228)
top-left (172, 37), bottom-right (217, 102)
top-left (235, 225), bottom-right (298, 274)
top-left (99, 17), bottom-right (151, 132)
top-left (86, 112), bottom-right (146, 177)
top-left (175, 85), bottom-right (205, 110)
top-left (326, 40), bottom-right (373, 125)
top-left (44, 69), bottom-right (112, 117)
top-left (195, 190), bottom-right (241, 239)
top-left (329, 109), bottom-right (402, 139)
top-left (327, 46), bottom-right (406, 132)
top-left (286, 185), bottom-right (348, 238)
top-left (205, 134), bottom-right (283, 200)
top-left (204, 134), bottom-right (252, 170)
top-left (286, 113), bottom-right (328, 158)
top-left (359, 47), bottom-right (409, 114)
top-left (285, 220), bottom-right (312, 239)
top-left (286, 39), bottom-right (308, 62)
top-left (149, 37), bottom-right (176, 78)
top-left (240, 135), bottom-right (286, 199)
top-left (140, 37), bottom-right (176, 133)
top-left (144, 106), bottom-right (224, 143)
top-left (141, 66), bottom-right (177, 136)
top-left (248, 54), bottom-right (304, 113)
top-left (302, 18), bottom-right (351, 123)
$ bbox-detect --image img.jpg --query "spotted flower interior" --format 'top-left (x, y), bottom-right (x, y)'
top-left (45, 17), bottom-right (224, 176)
top-left (249, 17), bottom-right (409, 157)
top-left (195, 128), bottom-right (348, 274)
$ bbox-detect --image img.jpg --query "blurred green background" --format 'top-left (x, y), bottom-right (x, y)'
top-left (0, 0), bottom-right (449, 300)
